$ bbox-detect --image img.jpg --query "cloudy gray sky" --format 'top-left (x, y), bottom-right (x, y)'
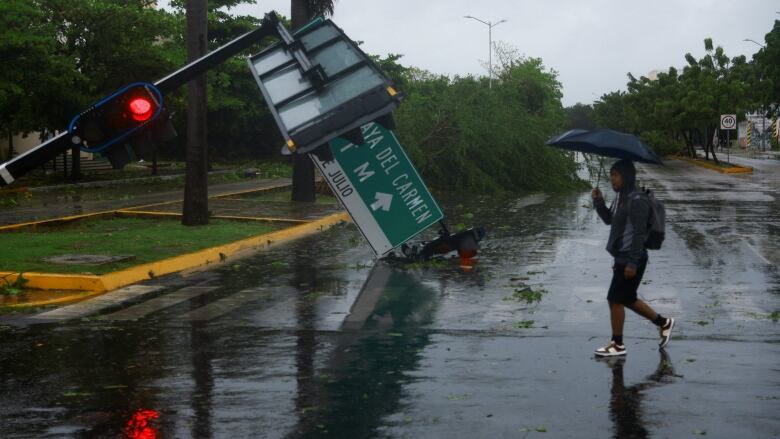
top-left (166, 1), bottom-right (779, 106)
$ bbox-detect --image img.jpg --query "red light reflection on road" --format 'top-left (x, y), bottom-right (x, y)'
top-left (124, 408), bottom-right (160, 439)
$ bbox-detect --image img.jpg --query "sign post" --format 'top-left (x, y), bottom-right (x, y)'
top-left (720, 114), bottom-right (737, 164)
top-left (311, 122), bottom-right (444, 256)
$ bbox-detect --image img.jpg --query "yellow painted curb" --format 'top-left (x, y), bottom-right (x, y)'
top-left (0, 272), bottom-right (105, 292)
top-left (676, 156), bottom-right (753, 174)
top-left (1, 290), bottom-right (104, 309)
top-left (0, 212), bottom-right (350, 297)
top-left (0, 210), bottom-right (116, 232)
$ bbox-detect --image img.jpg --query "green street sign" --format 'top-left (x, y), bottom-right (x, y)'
top-left (311, 122), bottom-right (444, 256)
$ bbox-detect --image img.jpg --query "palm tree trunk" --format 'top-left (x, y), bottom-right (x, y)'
top-left (7, 130), bottom-right (13, 162)
top-left (70, 144), bottom-right (81, 182)
top-left (182, 0), bottom-right (210, 225)
top-left (291, 0), bottom-right (310, 30)
top-left (290, 0), bottom-right (316, 202)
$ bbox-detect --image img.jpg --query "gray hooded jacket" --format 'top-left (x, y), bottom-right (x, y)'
top-left (594, 160), bottom-right (650, 269)
top-left (595, 192), bottom-right (650, 269)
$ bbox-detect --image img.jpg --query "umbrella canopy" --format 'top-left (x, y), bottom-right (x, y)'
top-left (546, 129), bottom-right (664, 165)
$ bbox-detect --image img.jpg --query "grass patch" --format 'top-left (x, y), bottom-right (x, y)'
top-left (0, 273), bottom-right (28, 296)
top-left (746, 311), bottom-right (780, 322)
top-left (514, 320), bottom-right (535, 329)
top-left (503, 287), bottom-right (547, 303)
top-left (0, 217), bottom-right (280, 275)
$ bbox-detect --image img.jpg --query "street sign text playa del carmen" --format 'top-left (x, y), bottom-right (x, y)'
top-left (311, 122), bottom-right (444, 256)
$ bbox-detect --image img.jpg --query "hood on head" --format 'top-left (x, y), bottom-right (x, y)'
top-left (610, 159), bottom-right (636, 193)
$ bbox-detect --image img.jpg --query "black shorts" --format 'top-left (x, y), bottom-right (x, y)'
top-left (607, 257), bottom-right (648, 306)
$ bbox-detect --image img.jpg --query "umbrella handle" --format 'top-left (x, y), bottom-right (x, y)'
top-left (592, 158), bottom-right (606, 208)
top-left (595, 158), bottom-right (605, 188)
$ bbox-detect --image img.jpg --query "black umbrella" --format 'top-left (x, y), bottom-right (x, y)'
top-left (546, 128), bottom-right (664, 186)
top-left (546, 129), bottom-right (664, 165)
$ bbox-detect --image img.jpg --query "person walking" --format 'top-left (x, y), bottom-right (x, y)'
top-left (591, 159), bottom-right (674, 357)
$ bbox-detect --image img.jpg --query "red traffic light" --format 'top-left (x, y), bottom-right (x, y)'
top-left (129, 97), bottom-right (153, 122)
top-left (68, 82), bottom-right (163, 153)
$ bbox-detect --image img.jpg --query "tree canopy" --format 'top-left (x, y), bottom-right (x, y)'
top-left (573, 20), bottom-right (780, 162)
top-left (390, 43), bottom-right (583, 192)
top-left (1, 1), bottom-right (583, 191)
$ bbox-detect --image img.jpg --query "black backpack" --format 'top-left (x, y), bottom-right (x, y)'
top-left (638, 187), bottom-right (666, 250)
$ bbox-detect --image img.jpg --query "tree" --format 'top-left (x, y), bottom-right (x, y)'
top-left (592, 32), bottom-right (770, 162)
top-left (390, 44), bottom-right (583, 192)
top-left (290, 0), bottom-right (335, 202)
top-left (204, 7), bottom-right (279, 161)
top-left (163, 1), bottom-right (285, 163)
top-left (0, 0), bottom-right (78, 161)
top-left (677, 39), bottom-right (754, 162)
top-left (594, 91), bottom-right (632, 132)
top-left (753, 20), bottom-right (780, 117)
top-left (564, 103), bottom-right (597, 130)
top-left (182, 0), bottom-right (209, 226)
top-left (1, 1), bottom-right (175, 168)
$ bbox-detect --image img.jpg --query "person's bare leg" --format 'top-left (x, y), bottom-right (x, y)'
top-left (627, 299), bottom-right (659, 321)
top-left (609, 301), bottom-right (625, 338)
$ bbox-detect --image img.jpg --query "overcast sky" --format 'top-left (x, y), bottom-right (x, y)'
top-left (163, 1), bottom-right (779, 106)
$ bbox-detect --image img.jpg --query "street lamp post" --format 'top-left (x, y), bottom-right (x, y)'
top-left (464, 15), bottom-right (507, 89)
top-left (743, 38), bottom-right (766, 49)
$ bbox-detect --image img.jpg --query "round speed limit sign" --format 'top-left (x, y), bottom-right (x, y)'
top-left (720, 114), bottom-right (737, 130)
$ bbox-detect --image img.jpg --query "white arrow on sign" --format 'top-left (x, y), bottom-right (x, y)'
top-left (370, 192), bottom-right (393, 212)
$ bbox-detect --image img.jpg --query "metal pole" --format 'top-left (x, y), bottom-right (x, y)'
top-left (489, 24), bottom-right (492, 89)
top-left (464, 16), bottom-right (505, 90)
top-left (727, 129), bottom-right (730, 164)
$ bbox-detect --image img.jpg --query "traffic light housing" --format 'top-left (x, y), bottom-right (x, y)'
top-left (68, 82), bottom-right (172, 169)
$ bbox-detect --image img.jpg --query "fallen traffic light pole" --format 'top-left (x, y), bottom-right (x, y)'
top-left (0, 11), bottom-right (483, 261)
top-left (0, 12), bottom-right (343, 185)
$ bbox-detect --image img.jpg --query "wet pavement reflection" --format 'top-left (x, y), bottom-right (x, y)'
top-left (1, 158), bottom-right (779, 438)
top-left (597, 350), bottom-right (680, 439)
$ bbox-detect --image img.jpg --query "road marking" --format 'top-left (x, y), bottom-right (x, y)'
top-left (741, 239), bottom-right (772, 265)
top-left (101, 286), bottom-right (218, 321)
top-left (28, 285), bottom-right (164, 322)
top-left (176, 288), bottom-right (275, 321)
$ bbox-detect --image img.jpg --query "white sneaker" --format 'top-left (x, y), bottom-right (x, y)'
top-left (659, 318), bottom-right (675, 349)
top-left (594, 341), bottom-right (627, 357)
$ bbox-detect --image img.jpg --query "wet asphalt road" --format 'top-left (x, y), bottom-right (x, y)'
top-left (0, 158), bottom-right (778, 438)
